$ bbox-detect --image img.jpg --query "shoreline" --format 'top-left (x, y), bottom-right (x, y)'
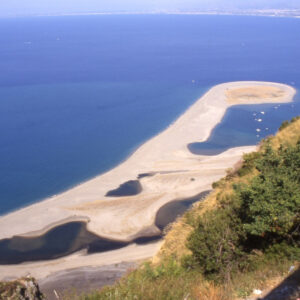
top-left (0, 81), bottom-right (296, 242)
top-left (0, 81), bottom-right (296, 280)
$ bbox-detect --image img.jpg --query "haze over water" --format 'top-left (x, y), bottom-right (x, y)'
top-left (0, 15), bottom-right (300, 214)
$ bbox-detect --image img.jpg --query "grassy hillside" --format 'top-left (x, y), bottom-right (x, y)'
top-left (70, 117), bottom-right (300, 300)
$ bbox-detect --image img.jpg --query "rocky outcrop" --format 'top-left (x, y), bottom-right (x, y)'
top-left (0, 277), bottom-right (44, 300)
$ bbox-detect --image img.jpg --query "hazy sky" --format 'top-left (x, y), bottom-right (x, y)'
top-left (1, 0), bottom-right (300, 17)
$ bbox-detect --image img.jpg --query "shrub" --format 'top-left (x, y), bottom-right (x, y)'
top-left (238, 142), bottom-right (300, 245)
top-left (237, 151), bottom-right (261, 177)
top-left (186, 207), bottom-right (246, 280)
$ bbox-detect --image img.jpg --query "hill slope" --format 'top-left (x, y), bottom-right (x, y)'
top-left (3, 117), bottom-right (299, 300)
top-left (75, 117), bottom-right (300, 300)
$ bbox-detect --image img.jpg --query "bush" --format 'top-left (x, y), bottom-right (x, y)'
top-left (237, 151), bottom-right (261, 177)
top-left (238, 142), bottom-right (300, 244)
top-left (264, 241), bottom-right (300, 261)
top-left (186, 207), bottom-right (246, 279)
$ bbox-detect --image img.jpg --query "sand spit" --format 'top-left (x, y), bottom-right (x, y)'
top-left (0, 81), bottom-right (296, 280)
top-left (0, 81), bottom-right (295, 244)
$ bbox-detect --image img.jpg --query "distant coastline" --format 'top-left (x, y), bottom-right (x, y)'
top-left (2, 9), bottom-right (300, 19)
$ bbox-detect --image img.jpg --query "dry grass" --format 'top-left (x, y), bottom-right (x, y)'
top-left (191, 281), bottom-right (232, 300)
top-left (154, 217), bottom-right (193, 263)
top-left (233, 260), bottom-right (299, 299)
top-left (155, 190), bottom-right (219, 263)
top-left (272, 118), bottom-right (300, 149)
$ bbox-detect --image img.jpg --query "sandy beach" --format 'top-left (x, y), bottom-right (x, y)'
top-left (0, 81), bottom-right (296, 281)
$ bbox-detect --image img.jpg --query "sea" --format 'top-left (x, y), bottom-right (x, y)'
top-left (0, 14), bottom-right (300, 215)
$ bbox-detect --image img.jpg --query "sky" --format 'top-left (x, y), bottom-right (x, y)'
top-left (1, 0), bottom-right (300, 17)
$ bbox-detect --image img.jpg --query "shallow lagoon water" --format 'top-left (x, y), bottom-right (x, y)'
top-left (0, 191), bottom-right (209, 264)
top-left (189, 98), bottom-right (300, 155)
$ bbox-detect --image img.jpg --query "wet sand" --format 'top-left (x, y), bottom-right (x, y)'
top-left (0, 242), bottom-right (163, 280)
top-left (38, 262), bottom-right (137, 300)
top-left (0, 192), bottom-right (208, 265)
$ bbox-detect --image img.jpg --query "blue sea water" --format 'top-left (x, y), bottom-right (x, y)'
top-left (0, 15), bottom-right (300, 214)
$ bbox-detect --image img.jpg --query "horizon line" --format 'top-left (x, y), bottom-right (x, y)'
top-left (0, 8), bottom-right (300, 19)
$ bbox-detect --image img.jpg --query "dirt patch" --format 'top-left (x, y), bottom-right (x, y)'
top-left (226, 86), bottom-right (287, 105)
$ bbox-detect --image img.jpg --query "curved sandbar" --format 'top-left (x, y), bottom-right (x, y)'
top-left (0, 81), bottom-right (296, 244)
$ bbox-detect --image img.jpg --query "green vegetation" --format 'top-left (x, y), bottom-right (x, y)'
top-left (82, 261), bottom-right (196, 300)
top-left (70, 260), bottom-right (231, 300)
top-left (69, 118), bottom-right (300, 300)
top-left (186, 208), bottom-right (246, 279)
top-left (186, 140), bottom-right (300, 282)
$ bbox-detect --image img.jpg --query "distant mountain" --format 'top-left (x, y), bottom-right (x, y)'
top-left (182, 0), bottom-right (300, 10)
